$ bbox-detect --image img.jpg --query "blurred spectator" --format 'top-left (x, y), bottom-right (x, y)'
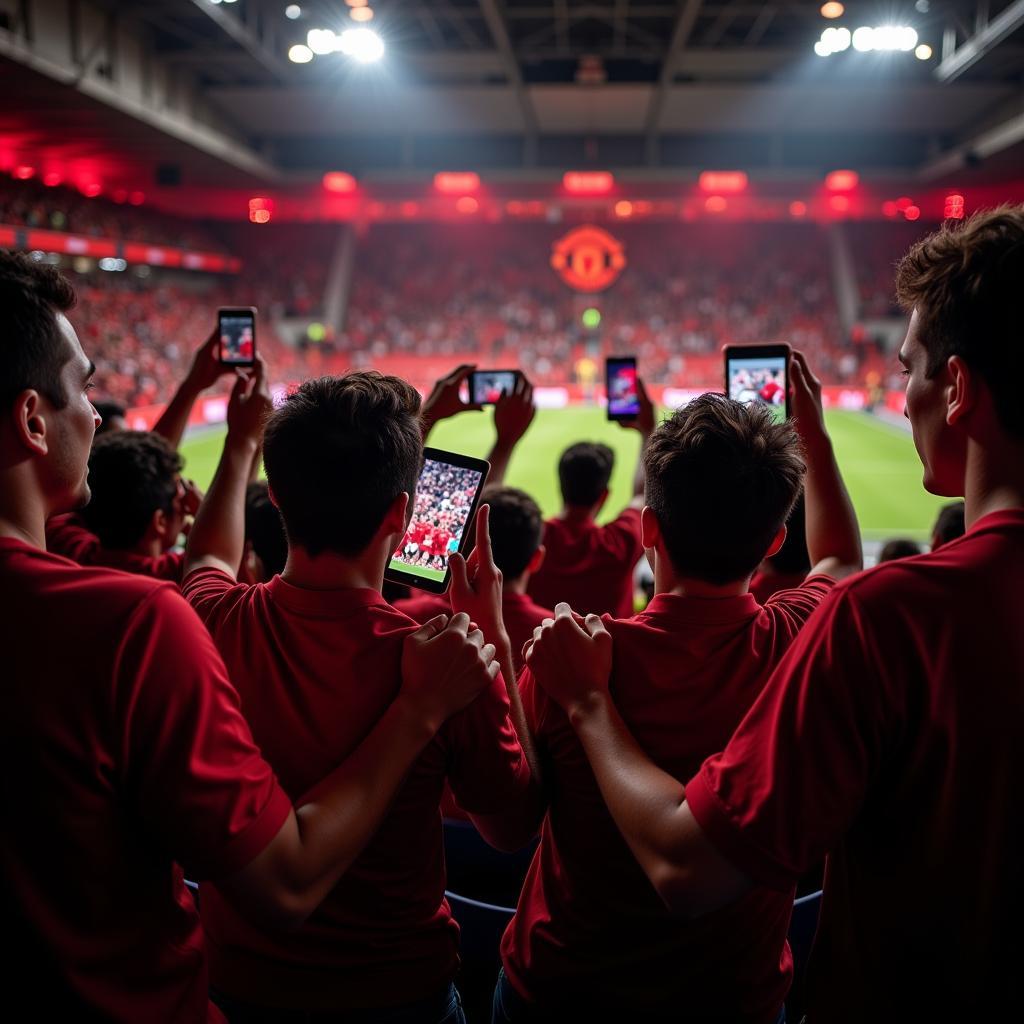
top-left (878, 538), bottom-right (923, 562)
top-left (931, 501), bottom-right (966, 550)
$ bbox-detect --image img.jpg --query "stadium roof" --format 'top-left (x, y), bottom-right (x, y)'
top-left (1, 0), bottom-right (1022, 192)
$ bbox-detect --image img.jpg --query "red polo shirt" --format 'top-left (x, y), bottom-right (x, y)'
top-left (503, 575), bottom-right (835, 1019)
top-left (528, 507), bottom-right (643, 618)
top-left (183, 568), bottom-right (532, 1011)
top-left (749, 569), bottom-right (807, 604)
top-left (393, 590), bottom-right (451, 623)
top-left (0, 540), bottom-right (291, 1022)
top-left (686, 509), bottom-right (1024, 1021)
top-left (46, 512), bottom-right (184, 580)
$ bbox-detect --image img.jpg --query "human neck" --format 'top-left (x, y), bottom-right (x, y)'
top-left (0, 467), bottom-right (50, 549)
top-left (962, 436), bottom-right (1024, 529)
top-left (654, 554), bottom-right (749, 599)
top-left (560, 503), bottom-right (598, 525)
top-left (282, 543), bottom-right (385, 592)
top-left (503, 572), bottom-right (530, 596)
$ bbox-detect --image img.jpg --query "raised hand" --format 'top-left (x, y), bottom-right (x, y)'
top-left (186, 328), bottom-right (235, 393)
top-left (400, 612), bottom-right (499, 733)
top-left (617, 377), bottom-right (656, 437)
top-left (420, 364), bottom-right (483, 437)
top-left (226, 356), bottom-right (273, 447)
top-left (448, 504), bottom-right (509, 651)
top-left (789, 349), bottom-right (826, 444)
top-left (493, 374), bottom-right (536, 451)
top-left (526, 603), bottom-right (614, 721)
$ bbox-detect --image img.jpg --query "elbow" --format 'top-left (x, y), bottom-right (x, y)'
top-left (235, 884), bottom-right (317, 934)
top-left (649, 864), bottom-right (708, 920)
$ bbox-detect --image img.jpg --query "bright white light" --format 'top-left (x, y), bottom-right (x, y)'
top-left (915, 0), bottom-right (929, 11)
top-left (833, 26), bottom-right (851, 51)
top-left (288, 43), bottom-right (313, 63)
top-left (338, 27), bottom-right (384, 62)
top-left (915, 43), bottom-right (933, 60)
top-left (285, 4), bottom-right (301, 18)
top-left (817, 25), bottom-right (851, 55)
top-left (852, 26), bottom-right (874, 51)
top-left (307, 28), bottom-right (339, 55)
top-left (814, 40), bottom-right (831, 57)
top-left (99, 257), bottom-right (127, 272)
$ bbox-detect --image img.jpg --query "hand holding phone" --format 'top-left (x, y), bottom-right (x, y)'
top-left (606, 356), bottom-right (640, 421)
top-left (469, 369), bottom-right (521, 406)
top-left (218, 307), bottom-right (257, 367)
top-left (723, 343), bottom-right (790, 421)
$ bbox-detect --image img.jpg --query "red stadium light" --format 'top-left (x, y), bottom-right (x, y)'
top-left (824, 169), bottom-right (858, 191)
top-left (42, 171), bottom-right (62, 187)
top-left (904, 205), bottom-right (921, 221)
top-left (704, 195), bottom-right (728, 213)
top-left (434, 172), bottom-right (480, 194)
top-left (614, 200), bottom-right (633, 218)
top-left (111, 189), bottom-right (128, 204)
top-left (323, 171), bottom-right (357, 193)
top-left (129, 191), bottom-right (145, 206)
top-left (455, 196), bottom-right (479, 214)
top-left (400, 201), bottom-right (419, 218)
top-left (828, 194), bottom-right (850, 213)
top-left (896, 196), bottom-right (913, 212)
top-left (250, 209), bottom-right (272, 224)
top-left (13, 165), bottom-right (35, 180)
top-left (944, 193), bottom-right (965, 219)
top-left (81, 182), bottom-right (102, 197)
top-left (563, 171), bottom-right (614, 195)
top-left (698, 171), bottom-right (747, 194)
top-left (789, 200), bottom-right (808, 217)
top-left (882, 200), bottom-right (899, 218)
top-left (248, 196), bottom-right (273, 223)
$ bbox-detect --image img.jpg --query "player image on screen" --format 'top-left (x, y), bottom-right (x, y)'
top-left (728, 356), bottom-right (787, 423)
top-left (390, 459), bottom-right (484, 584)
top-left (472, 371), bottom-right (518, 405)
top-left (608, 362), bottom-right (640, 417)
top-left (220, 317), bottom-right (254, 364)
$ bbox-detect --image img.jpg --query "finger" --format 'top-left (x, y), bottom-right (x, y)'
top-left (554, 602), bottom-right (576, 620)
top-left (540, 618), bottom-right (555, 630)
top-left (466, 627), bottom-right (485, 651)
top-left (448, 551), bottom-right (470, 595)
top-left (474, 504), bottom-right (493, 568)
top-left (487, 658), bottom-right (502, 681)
top-left (480, 642), bottom-right (497, 664)
top-left (410, 614), bottom-right (450, 642)
top-left (637, 377), bottom-right (651, 402)
top-left (449, 364), bottom-right (476, 385)
top-left (230, 372), bottom-right (249, 402)
top-left (584, 612), bottom-right (611, 641)
top-left (447, 611), bottom-right (471, 637)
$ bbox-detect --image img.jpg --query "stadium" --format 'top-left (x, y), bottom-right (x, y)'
top-left (2, 1), bottom-right (1023, 1022)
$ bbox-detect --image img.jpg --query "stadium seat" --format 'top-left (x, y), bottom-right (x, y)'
top-left (443, 817), bottom-right (538, 908)
top-left (785, 888), bottom-right (822, 1020)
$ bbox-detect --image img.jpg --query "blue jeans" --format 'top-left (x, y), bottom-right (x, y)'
top-left (492, 968), bottom-right (785, 1023)
top-left (213, 982), bottom-right (465, 1024)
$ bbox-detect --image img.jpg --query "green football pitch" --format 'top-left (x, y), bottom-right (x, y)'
top-left (180, 408), bottom-right (947, 542)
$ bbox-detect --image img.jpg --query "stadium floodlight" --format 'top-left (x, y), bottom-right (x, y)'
top-left (915, 43), bottom-right (933, 60)
top-left (288, 43), bottom-right (314, 63)
top-left (852, 26), bottom-right (874, 51)
top-left (850, 25), bottom-right (919, 52)
top-left (350, 6), bottom-right (374, 22)
top-left (307, 28), bottom-right (339, 55)
top-left (338, 27), bottom-right (385, 62)
top-left (820, 2), bottom-right (844, 17)
top-left (285, 4), bottom-right (301, 18)
top-left (816, 26), bottom-right (851, 55)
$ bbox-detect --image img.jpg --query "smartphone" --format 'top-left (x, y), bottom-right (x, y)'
top-left (218, 307), bottom-right (257, 367)
top-left (469, 369), bottom-right (520, 405)
top-left (385, 447), bottom-right (490, 594)
top-left (606, 356), bottom-right (640, 421)
top-left (724, 344), bottom-right (791, 422)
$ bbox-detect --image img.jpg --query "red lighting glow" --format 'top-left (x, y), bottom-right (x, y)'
top-left (323, 171), bottom-right (357, 193)
top-left (401, 201), bottom-right (419, 218)
top-left (789, 200), bottom-right (808, 217)
top-left (828, 194), bottom-right (850, 213)
top-left (129, 191), bottom-right (145, 206)
top-left (251, 209), bottom-right (271, 224)
top-left (111, 189), bottom-right (128, 204)
top-left (455, 196), bottom-right (479, 214)
top-left (614, 200), bottom-right (633, 218)
top-left (944, 193), bottom-right (965, 219)
top-left (904, 205), bottom-right (921, 222)
top-left (824, 169), bottom-right (858, 191)
top-left (248, 196), bottom-right (273, 223)
top-left (882, 201), bottom-right (899, 218)
top-left (896, 196), bottom-right (913, 212)
top-left (13, 165), bottom-right (35, 180)
top-left (81, 182), bottom-right (102, 198)
top-left (698, 171), bottom-right (748, 194)
top-left (563, 171), bottom-right (614, 195)
top-left (704, 195), bottom-right (728, 213)
top-left (435, 172), bottom-right (480, 194)
top-left (43, 171), bottom-right (62, 187)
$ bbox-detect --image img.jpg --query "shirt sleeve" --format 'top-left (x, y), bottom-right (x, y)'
top-left (685, 585), bottom-right (888, 891)
top-left (760, 573), bottom-right (836, 635)
top-left (181, 565), bottom-right (252, 630)
top-left (45, 515), bottom-right (99, 563)
top-left (113, 585), bottom-right (291, 881)
top-left (598, 507), bottom-right (645, 563)
top-left (443, 670), bottom-right (532, 815)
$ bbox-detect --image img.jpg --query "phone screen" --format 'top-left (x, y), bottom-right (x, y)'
top-left (470, 370), bottom-right (518, 405)
top-left (606, 357), bottom-right (640, 420)
top-left (389, 455), bottom-right (486, 588)
top-left (219, 310), bottom-right (256, 366)
top-left (727, 354), bottom-right (788, 422)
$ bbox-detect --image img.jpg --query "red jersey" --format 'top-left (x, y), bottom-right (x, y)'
top-left (503, 577), bottom-right (835, 1019)
top-left (182, 568), bottom-right (532, 1011)
top-left (46, 512), bottom-right (184, 581)
top-left (393, 591), bottom-right (452, 623)
top-left (686, 509), bottom-right (1024, 1021)
top-left (528, 508), bottom-right (643, 618)
top-left (749, 569), bottom-right (808, 604)
top-left (0, 540), bottom-right (290, 1022)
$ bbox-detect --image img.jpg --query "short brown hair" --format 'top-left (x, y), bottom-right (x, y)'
top-left (644, 394), bottom-right (805, 584)
top-left (558, 442), bottom-right (614, 507)
top-left (263, 372), bottom-right (423, 557)
top-left (896, 205), bottom-right (1024, 437)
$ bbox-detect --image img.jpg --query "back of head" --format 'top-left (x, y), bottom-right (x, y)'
top-left (483, 485), bottom-right (543, 580)
top-left (896, 205), bottom-right (1024, 438)
top-left (0, 250), bottom-right (77, 414)
top-left (93, 400), bottom-right (127, 436)
top-left (245, 482), bottom-right (288, 579)
top-left (878, 538), bottom-right (923, 563)
top-left (262, 372), bottom-right (423, 557)
top-left (558, 442), bottom-right (615, 508)
top-left (931, 501), bottom-right (966, 548)
top-left (644, 394), bottom-right (805, 584)
top-left (80, 431), bottom-right (183, 549)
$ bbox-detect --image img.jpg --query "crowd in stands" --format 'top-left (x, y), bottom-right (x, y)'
top-left (5, 206), bottom-right (1022, 1023)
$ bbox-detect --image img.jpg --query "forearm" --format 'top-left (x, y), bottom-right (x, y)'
top-left (486, 441), bottom-right (514, 487)
top-left (802, 431), bottom-right (862, 572)
top-left (184, 434), bottom-right (257, 577)
top-left (631, 432), bottom-right (651, 503)
top-left (152, 376), bottom-right (202, 449)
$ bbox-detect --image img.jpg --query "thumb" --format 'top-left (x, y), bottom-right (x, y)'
top-left (449, 551), bottom-right (470, 595)
top-left (230, 372), bottom-right (249, 402)
top-left (409, 614), bottom-right (449, 643)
